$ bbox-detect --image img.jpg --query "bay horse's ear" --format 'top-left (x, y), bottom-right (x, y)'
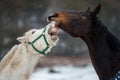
top-left (86, 7), bottom-right (91, 13)
top-left (91, 4), bottom-right (101, 16)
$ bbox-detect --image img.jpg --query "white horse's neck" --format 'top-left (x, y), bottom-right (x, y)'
top-left (0, 43), bottom-right (41, 80)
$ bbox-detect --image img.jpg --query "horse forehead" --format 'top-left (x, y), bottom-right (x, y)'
top-left (67, 11), bottom-right (80, 14)
top-left (68, 11), bottom-right (89, 16)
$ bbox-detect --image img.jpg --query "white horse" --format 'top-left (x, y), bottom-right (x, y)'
top-left (0, 22), bottom-right (59, 80)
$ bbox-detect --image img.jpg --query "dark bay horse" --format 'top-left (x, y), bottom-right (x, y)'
top-left (48, 4), bottom-right (120, 80)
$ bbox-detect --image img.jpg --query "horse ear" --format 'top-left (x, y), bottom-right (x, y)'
top-left (91, 4), bottom-right (101, 16)
top-left (86, 7), bottom-right (90, 13)
top-left (17, 36), bottom-right (25, 43)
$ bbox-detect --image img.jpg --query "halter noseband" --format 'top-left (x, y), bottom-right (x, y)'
top-left (27, 26), bottom-right (50, 55)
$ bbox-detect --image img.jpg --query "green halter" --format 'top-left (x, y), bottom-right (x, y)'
top-left (28, 26), bottom-right (49, 55)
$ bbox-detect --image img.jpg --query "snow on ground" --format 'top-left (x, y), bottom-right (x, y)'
top-left (29, 64), bottom-right (99, 80)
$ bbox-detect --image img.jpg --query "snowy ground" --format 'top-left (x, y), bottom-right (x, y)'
top-left (29, 64), bottom-right (99, 80)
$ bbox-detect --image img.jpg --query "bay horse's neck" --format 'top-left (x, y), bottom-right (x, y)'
top-left (82, 18), bottom-right (120, 80)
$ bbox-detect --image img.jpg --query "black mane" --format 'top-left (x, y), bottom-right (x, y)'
top-left (92, 17), bottom-right (120, 52)
top-left (91, 16), bottom-right (120, 78)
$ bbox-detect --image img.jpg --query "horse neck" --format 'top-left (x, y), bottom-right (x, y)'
top-left (0, 44), bottom-right (40, 80)
top-left (82, 18), bottom-right (120, 79)
top-left (11, 44), bottom-right (40, 71)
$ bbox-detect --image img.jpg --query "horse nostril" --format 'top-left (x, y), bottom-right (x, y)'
top-left (48, 16), bottom-right (52, 21)
top-left (48, 13), bottom-right (58, 21)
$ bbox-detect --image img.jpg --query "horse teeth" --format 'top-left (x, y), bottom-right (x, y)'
top-left (52, 28), bottom-right (57, 32)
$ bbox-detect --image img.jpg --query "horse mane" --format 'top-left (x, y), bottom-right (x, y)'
top-left (0, 45), bottom-right (18, 73)
top-left (89, 16), bottom-right (120, 77)
top-left (92, 16), bottom-right (120, 52)
top-left (92, 16), bottom-right (107, 34)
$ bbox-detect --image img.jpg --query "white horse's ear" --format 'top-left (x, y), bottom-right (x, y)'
top-left (17, 36), bottom-right (25, 43)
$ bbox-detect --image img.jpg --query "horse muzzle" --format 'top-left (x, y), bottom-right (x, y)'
top-left (48, 25), bottom-right (59, 41)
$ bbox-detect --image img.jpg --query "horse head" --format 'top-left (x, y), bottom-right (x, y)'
top-left (17, 22), bottom-right (59, 54)
top-left (48, 4), bottom-right (101, 37)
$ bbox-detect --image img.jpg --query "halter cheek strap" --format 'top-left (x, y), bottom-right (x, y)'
top-left (28, 26), bottom-right (50, 55)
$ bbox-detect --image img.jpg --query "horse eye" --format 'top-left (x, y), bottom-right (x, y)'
top-left (32, 31), bottom-right (36, 34)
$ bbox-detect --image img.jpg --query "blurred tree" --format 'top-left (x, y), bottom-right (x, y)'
top-left (0, 0), bottom-right (51, 60)
top-left (0, 0), bottom-right (120, 60)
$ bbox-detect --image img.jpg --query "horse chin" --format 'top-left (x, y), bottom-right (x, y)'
top-left (51, 35), bottom-right (58, 41)
top-left (49, 29), bottom-right (59, 45)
